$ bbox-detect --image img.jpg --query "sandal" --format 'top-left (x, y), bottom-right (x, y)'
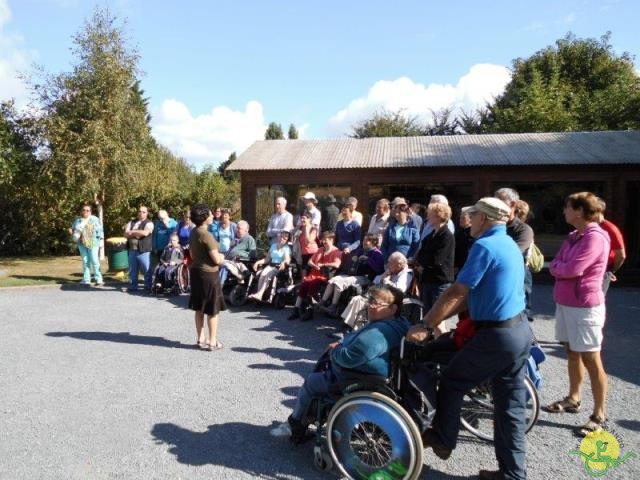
top-left (543, 396), bottom-right (581, 413)
top-left (203, 341), bottom-right (224, 352)
top-left (578, 414), bottom-right (607, 437)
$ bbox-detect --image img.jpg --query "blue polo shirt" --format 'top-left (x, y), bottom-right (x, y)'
top-left (457, 224), bottom-right (525, 321)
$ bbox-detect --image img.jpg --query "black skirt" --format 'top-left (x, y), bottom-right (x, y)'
top-left (189, 269), bottom-right (227, 315)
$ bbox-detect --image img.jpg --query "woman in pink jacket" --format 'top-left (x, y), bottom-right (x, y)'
top-left (544, 192), bottom-right (610, 437)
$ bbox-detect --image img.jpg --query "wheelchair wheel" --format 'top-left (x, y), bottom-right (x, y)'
top-left (228, 284), bottom-right (248, 306)
top-left (177, 264), bottom-right (190, 294)
top-left (460, 375), bottom-right (539, 442)
top-left (326, 391), bottom-right (423, 480)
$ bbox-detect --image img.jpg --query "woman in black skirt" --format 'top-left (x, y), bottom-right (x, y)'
top-left (188, 204), bottom-right (226, 351)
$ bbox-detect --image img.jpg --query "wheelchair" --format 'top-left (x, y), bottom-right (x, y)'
top-left (222, 259), bottom-right (257, 307)
top-left (151, 250), bottom-right (190, 296)
top-left (304, 337), bottom-right (541, 479)
top-left (248, 262), bottom-right (299, 308)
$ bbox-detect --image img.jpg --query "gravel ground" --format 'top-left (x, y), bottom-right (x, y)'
top-left (0, 283), bottom-right (638, 480)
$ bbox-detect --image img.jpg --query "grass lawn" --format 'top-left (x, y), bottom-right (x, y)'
top-left (0, 256), bottom-right (126, 288)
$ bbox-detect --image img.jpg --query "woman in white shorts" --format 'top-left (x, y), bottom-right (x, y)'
top-left (544, 192), bottom-right (610, 437)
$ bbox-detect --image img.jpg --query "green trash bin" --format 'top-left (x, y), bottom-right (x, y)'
top-left (106, 237), bottom-right (129, 271)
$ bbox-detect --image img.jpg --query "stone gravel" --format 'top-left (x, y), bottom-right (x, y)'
top-left (0, 283), bottom-right (638, 479)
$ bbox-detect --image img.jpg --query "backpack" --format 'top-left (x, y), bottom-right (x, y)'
top-left (527, 243), bottom-right (544, 273)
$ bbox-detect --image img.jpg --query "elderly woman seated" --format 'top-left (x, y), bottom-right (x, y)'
top-left (271, 285), bottom-right (410, 444)
top-left (317, 234), bottom-right (384, 317)
top-left (288, 231), bottom-right (342, 321)
top-left (248, 230), bottom-right (291, 302)
top-left (338, 251), bottom-right (413, 335)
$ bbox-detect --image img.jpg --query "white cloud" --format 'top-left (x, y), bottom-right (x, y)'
top-left (0, 0), bottom-right (34, 105)
top-left (150, 99), bottom-right (268, 169)
top-left (326, 64), bottom-right (512, 137)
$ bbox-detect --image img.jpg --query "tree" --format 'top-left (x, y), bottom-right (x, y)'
top-left (265, 122), bottom-right (284, 140)
top-left (350, 109), bottom-right (426, 138)
top-left (483, 32), bottom-right (640, 132)
top-left (425, 108), bottom-right (458, 136)
top-left (217, 151), bottom-right (239, 181)
top-left (288, 123), bottom-right (299, 139)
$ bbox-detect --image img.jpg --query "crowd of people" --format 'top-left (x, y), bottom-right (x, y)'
top-left (68, 187), bottom-right (626, 480)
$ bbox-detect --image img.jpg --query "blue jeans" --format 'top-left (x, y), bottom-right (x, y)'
top-left (421, 282), bottom-right (451, 311)
top-left (78, 244), bottom-right (102, 284)
top-left (292, 369), bottom-right (336, 423)
top-left (128, 250), bottom-right (151, 290)
top-left (432, 313), bottom-right (531, 480)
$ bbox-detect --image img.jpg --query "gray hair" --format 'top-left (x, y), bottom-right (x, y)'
top-left (347, 196), bottom-right (358, 207)
top-left (275, 196), bottom-right (287, 206)
top-left (494, 188), bottom-right (520, 204)
top-left (430, 194), bottom-right (448, 205)
top-left (388, 251), bottom-right (408, 267)
top-left (237, 220), bottom-right (249, 230)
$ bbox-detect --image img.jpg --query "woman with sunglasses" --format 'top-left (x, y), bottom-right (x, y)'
top-left (271, 285), bottom-right (410, 444)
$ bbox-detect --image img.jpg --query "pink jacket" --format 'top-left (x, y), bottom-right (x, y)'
top-left (550, 223), bottom-right (610, 307)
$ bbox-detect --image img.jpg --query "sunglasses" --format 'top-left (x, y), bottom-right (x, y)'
top-left (366, 294), bottom-right (390, 308)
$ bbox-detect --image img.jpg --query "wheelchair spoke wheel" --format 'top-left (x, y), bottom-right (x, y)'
top-left (460, 376), bottom-right (539, 442)
top-left (326, 392), bottom-right (423, 480)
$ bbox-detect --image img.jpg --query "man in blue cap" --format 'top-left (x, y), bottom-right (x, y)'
top-left (407, 196), bottom-right (531, 480)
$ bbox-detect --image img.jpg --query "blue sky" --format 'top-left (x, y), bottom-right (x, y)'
top-left (1, 0), bottom-right (638, 168)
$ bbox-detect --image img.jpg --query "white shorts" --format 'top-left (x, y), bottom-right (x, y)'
top-left (555, 304), bottom-right (606, 352)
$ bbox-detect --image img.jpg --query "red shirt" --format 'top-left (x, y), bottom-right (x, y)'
top-left (600, 219), bottom-right (625, 269)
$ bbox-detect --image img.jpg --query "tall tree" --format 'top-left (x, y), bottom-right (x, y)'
top-left (217, 151), bottom-right (239, 181)
top-left (425, 108), bottom-right (458, 136)
top-left (484, 32), bottom-right (640, 132)
top-left (288, 123), bottom-right (299, 139)
top-left (350, 109), bottom-right (426, 138)
top-left (32, 8), bottom-right (154, 250)
top-left (265, 122), bottom-right (284, 140)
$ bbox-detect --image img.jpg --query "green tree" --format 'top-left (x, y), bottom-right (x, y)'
top-left (425, 108), bottom-right (459, 136)
top-left (265, 122), bottom-right (284, 140)
top-left (350, 109), bottom-right (426, 138)
top-left (288, 123), bottom-right (299, 139)
top-left (217, 151), bottom-right (239, 181)
top-left (0, 101), bottom-right (41, 254)
top-left (484, 32), bottom-right (640, 132)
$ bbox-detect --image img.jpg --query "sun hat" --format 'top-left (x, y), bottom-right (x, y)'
top-left (301, 192), bottom-right (318, 203)
top-left (467, 197), bottom-right (511, 221)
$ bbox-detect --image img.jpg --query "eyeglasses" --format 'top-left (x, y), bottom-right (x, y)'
top-left (82, 208), bottom-right (91, 212)
top-left (366, 295), bottom-right (390, 308)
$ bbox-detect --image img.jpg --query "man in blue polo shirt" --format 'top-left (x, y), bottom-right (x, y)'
top-left (407, 197), bottom-right (531, 480)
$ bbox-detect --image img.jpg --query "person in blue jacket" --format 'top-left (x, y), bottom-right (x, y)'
top-left (381, 202), bottom-right (420, 263)
top-left (271, 285), bottom-right (410, 443)
top-left (153, 209), bottom-right (177, 260)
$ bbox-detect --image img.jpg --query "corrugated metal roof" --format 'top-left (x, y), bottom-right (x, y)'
top-left (227, 131), bottom-right (640, 171)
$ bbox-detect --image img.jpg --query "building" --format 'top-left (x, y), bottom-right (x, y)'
top-left (228, 131), bottom-right (640, 267)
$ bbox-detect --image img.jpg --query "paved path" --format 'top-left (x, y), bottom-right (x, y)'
top-left (0, 284), bottom-right (638, 479)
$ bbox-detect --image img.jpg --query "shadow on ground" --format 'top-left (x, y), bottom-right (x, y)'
top-left (46, 331), bottom-right (196, 350)
top-left (150, 421), bottom-right (471, 479)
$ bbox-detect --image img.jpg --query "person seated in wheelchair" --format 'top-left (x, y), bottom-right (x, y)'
top-left (219, 220), bottom-right (257, 285)
top-left (153, 233), bottom-right (184, 290)
top-left (247, 230), bottom-right (291, 302)
top-left (272, 285), bottom-right (410, 444)
top-left (339, 251), bottom-right (413, 333)
top-left (287, 231), bottom-right (342, 321)
top-left (317, 233), bottom-right (384, 318)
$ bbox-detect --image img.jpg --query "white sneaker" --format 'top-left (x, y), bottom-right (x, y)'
top-left (269, 422), bottom-right (291, 437)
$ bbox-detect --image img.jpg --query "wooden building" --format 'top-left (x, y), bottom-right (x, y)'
top-left (228, 131), bottom-right (640, 267)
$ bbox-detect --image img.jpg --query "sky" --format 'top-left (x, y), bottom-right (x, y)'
top-left (1, 0), bottom-right (639, 169)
